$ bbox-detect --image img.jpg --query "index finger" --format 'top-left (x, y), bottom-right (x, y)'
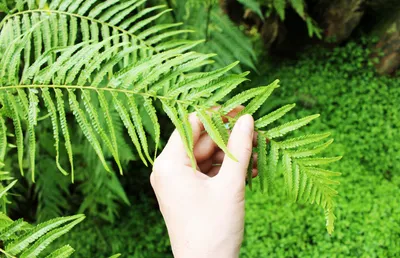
top-left (157, 106), bottom-right (246, 165)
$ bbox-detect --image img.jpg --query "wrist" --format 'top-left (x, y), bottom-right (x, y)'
top-left (173, 248), bottom-right (239, 258)
top-left (171, 241), bottom-right (241, 258)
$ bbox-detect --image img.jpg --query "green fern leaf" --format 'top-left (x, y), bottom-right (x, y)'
top-left (267, 141), bottom-right (279, 193)
top-left (203, 73), bottom-right (249, 105)
top-left (177, 102), bottom-right (194, 154)
top-left (0, 219), bottom-right (28, 241)
top-left (41, 89), bottom-right (68, 176)
top-left (289, 0), bottom-right (305, 18)
top-left (305, 167), bottom-right (341, 178)
top-left (266, 114), bottom-right (320, 139)
top-left (126, 94), bottom-right (152, 164)
top-left (237, 0), bottom-right (264, 19)
top-left (0, 117), bottom-right (6, 161)
top-left (211, 113), bottom-right (229, 144)
top-left (299, 157), bottom-right (343, 166)
top-left (54, 89), bottom-right (74, 181)
top-left (255, 104), bottom-right (296, 128)
top-left (221, 87), bottom-right (267, 115)
top-left (81, 90), bottom-right (122, 173)
top-left (68, 90), bottom-right (110, 172)
top-left (247, 153), bottom-right (254, 190)
top-left (288, 139), bottom-right (334, 158)
top-left (279, 132), bottom-right (331, 149)
top-left (28, 89), bottom-right (39, 181)
top-left (237, 79), bottom-right (280, 116)
top-left (4, 92), bottom-right (24, 175)
top-left (142, 96), bottom-right (160, 159)
top-left (19, 215), bottom-right (85, 258)
top-left (111, 92), bottom-right (148, 166)
top-left (5, 214), bottom-right (84, 255)
top-left (273, 0), bottom-right (286, 20)
top-left (162, 100), bottom-right (196, 169)
top-left (44, 245), bottom-right (75, 258)
top-left (0, 180), bottom-right (17, 200)
top-left (257, 134), bottom-right (268, 192)
top-left (196, 109), bottom-right (236, 161)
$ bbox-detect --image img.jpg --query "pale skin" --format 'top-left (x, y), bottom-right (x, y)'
top-left (150, 107), bottom-right (258, 258)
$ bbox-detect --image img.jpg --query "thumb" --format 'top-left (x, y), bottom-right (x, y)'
top-left (218, 115), bottom-right (254, 183)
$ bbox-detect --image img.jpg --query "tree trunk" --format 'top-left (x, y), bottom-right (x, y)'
top-left (317, 0), bottom-right (365, 43)
top-left (372, 17), bottom-right (400, 75)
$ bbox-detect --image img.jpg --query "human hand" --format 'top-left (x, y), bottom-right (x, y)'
top-left (150, 108), bottom-right (257, 258)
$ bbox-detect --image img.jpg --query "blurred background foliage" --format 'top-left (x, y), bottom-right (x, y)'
top-left (2, 0), bottom-right (399, 257)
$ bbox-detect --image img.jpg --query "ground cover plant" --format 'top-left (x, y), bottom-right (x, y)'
top-left (52, 37), bottom-right (399, 257)
top-left (0, 0), bottom-right (399, 257)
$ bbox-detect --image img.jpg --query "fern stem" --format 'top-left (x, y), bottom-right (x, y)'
top-left (0, 248), bottom-right (16, 258)
top-left (0, 84), bottom-right (200, 106)
top-left (204, 1), bottom-right (213, 43)
top-left (0, 9), bottom-right (158, 53)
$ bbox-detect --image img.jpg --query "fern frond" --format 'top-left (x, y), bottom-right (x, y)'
top-left (221, 87), bottom-right (268, 114)
top-left (246, 150), bottom-right (254, 190)
top-left (273, 0), bottom-right (286, 20)
top-left (41, 88), bottom-right (68, 176)
top-left (196, 109), bottom-right (236, 161)
top-left (257, 134), bottom-right (268, 192)
top-left (19, 215), bottom-right (85, 258)
top-left (237, 0), bottom-right (264, 19)
top-left (299, 156), bottom-right (343, 166)
top-left (4, 92), bottom-right (24, 175)
top-left (162, 100), bottom-right (196, 168)
top-left (289, 0), bottom-right (305, 18)
top-left (255, 104), bottom-right (296, 128)
top-left (44, 245), bottom-right (75, 258)
top-left (68, 89), bottom-right (110, 172)
top-left (0, 180), bottom-right (17, 200)
top-left (54, 89), bottom-right (74, 181)
top-left (0, 0), bottom-right (341, 234)
top-left (5, 214), bottom-right (84, 255)
top-left (0, 117), bottom-right (6, 161)
top-left (0, 219), bottom-right (28, 241)
top-left (279, 133), bottom-right (331, 149)
top-left (0, 179), bottom-right (82, 258)
top-left (237, 79), bottom-right (280, 116)
top-left (266, 114), bottom-right (320, 139)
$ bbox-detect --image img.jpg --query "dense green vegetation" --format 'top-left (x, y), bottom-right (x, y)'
top-left (0, 0), bottom-right (399, 257)
top-left (53, 38), bottom-right (400, 257)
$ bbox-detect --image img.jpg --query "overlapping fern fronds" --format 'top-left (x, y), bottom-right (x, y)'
top-left (0, 0), bottom-right (340, 233)
top-left (165, 0), bottom-right (258, 73)
top-left (0, 213), bottom-right (84, 258)
top-left (0, 170), bottom-right (84, 258)
top-left (239, 0), bottom-right (322, 38)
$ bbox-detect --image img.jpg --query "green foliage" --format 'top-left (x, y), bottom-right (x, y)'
top-left (53, 194), bottom-right (172, 258)
top-left (240, 0), bottom-right (322, 38)
top-left (0, 0), bottom-right (340, 232)
top-left (0, 172), bottom-right (84, 258)
top-left (162, 0), bottom-right (258, 73)
top-left (62, 37), bottom-right (399, 257)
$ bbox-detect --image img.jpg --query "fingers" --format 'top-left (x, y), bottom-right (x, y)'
top-left (212, 151), bottom-right (257, 167)
top-left (157, 106), bottom-right (253, 167)
top-left (193, 134), bottom-right (217, 162)
top-left (218, 115), bottom-right (254, 183)
top-left (204, 165), bottom-right (258, 178)
top-left (157, 113), bottom-right (207, 164)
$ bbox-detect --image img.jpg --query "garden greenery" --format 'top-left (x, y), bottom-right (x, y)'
top-left (56, 37), bottom-right (400, 257)
top-left (0, 171), bottom-right (86, 257)
top-left (0, 1), bottom-right (340, 251)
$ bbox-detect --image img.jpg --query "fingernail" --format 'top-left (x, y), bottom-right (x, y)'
top-left (238, 115), bottom-right (254, 136)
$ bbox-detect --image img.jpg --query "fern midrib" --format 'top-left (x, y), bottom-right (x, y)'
top-left (0, 84), bottom-right (199, 106)
top-left (0, 9), bottom-right (158, 53)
